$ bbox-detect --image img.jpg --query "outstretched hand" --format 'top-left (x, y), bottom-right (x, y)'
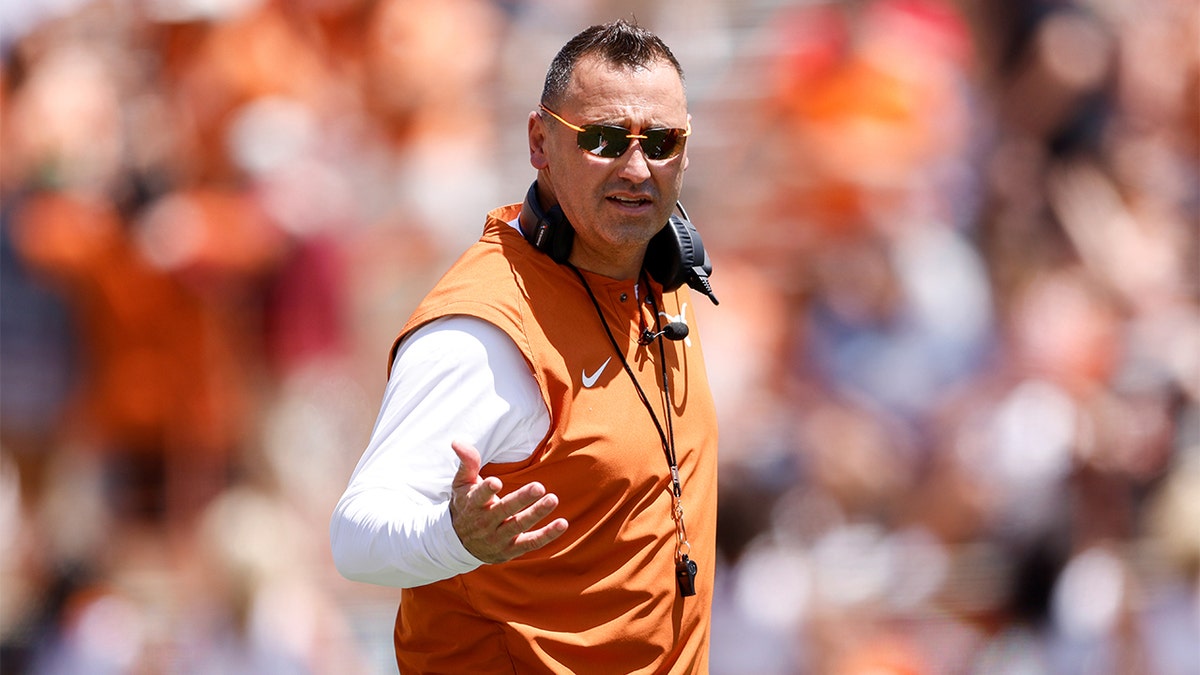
top-left (449, 440), bottom-right (569, 564)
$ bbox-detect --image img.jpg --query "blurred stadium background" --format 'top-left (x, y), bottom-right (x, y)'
top-left (1, 0), bottom-right (1197, 673)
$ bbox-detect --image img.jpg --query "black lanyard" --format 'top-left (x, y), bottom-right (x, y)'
top-left (568, 264), bottom-right (698, 596)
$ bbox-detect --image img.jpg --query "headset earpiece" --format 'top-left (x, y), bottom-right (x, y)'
top-left (520, 181), bottom-right (717, 305)
top-left (645, 208), bottom-right (719, 305)
top-left (519, 181), bottom-right (574, 263)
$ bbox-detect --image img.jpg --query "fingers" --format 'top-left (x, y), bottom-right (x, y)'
top-left (451, 440), bottom-right (482, 490)
top-left (452, 440), bottom-right (505, 510)
top-left (492, 494), bottom-right (570, 556)
top-left (496, 489), bottom-right (557, 536)
top-left (470, 493), bottom-right (566, 563)
top-left (510, 517), bottom-right (569, 556)
top-left (465, 476), bottom-right (503, 508)
top-left (492, 480), bottom-right (548, 519)
top-left (448, 440), bottom-right (570, 563)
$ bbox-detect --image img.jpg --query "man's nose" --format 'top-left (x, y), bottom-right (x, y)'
top-left (616, 141), bottom-right (652, 183)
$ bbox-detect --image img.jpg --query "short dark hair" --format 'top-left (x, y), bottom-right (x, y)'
top-left (540, 20), bottom-right (684, 107)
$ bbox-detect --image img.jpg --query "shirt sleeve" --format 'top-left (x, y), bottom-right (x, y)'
top-left (329, 315), bottom-right (551, 588)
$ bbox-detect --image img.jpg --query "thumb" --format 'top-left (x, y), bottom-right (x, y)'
top-left (451, 440), bottom-right (482, 490)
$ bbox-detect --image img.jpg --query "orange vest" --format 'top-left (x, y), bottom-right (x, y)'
top-left (390, 204), bottom-right (718, 674)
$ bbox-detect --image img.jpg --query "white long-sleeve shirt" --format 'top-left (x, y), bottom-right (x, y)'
top-left (329, 315), bottom-right (551, 588)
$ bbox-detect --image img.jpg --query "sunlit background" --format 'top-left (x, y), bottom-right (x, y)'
top-left (1, 0), bottom-right (1197, 673)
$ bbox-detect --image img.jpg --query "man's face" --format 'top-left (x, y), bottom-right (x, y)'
top-left (529, 54), bottom-right (689, 276)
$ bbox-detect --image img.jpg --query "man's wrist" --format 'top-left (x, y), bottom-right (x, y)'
top-left (433, 500), bottom-right (488, 571)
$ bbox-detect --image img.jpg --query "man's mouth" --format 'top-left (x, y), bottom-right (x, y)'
top-left (608, 195), bottom-right (652, 207)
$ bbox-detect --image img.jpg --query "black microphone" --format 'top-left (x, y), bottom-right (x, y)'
top-left (639, 322), bottom-right (689, 345)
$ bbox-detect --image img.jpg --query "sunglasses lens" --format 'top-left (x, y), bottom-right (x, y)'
top-left (576, 125), bottom-right (686, 159)
top-left (578, 126), bottom-right (633, 158)
top-left (640, 129), bottom-right (684, 160)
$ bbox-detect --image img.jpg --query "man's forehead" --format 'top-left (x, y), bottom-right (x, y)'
top-left (561, 56), bottom-right (686, 111)
top-left (567, 53), bottom-right (679, 85)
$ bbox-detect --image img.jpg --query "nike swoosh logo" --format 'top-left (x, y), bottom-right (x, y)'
top-left (582, 357), bottom-right (612, 388)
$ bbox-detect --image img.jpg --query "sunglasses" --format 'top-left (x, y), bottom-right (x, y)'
top-left (540, 104), bottom-right (690, 160)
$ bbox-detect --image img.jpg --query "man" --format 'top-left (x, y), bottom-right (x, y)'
top-left (330, 20), bottom-right (718, 674)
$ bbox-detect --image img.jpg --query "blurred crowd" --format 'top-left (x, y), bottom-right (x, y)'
top-left (0, 0), bottom-right (1196, 673)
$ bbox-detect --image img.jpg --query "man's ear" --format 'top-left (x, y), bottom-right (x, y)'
top-left (682, 113), bottom-right (691, 171)
top-left (529, 111), bottom-right (549, 170)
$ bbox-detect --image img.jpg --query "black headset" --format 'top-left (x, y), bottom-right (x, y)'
top-left (518, 181), bottom-right (718, 305)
